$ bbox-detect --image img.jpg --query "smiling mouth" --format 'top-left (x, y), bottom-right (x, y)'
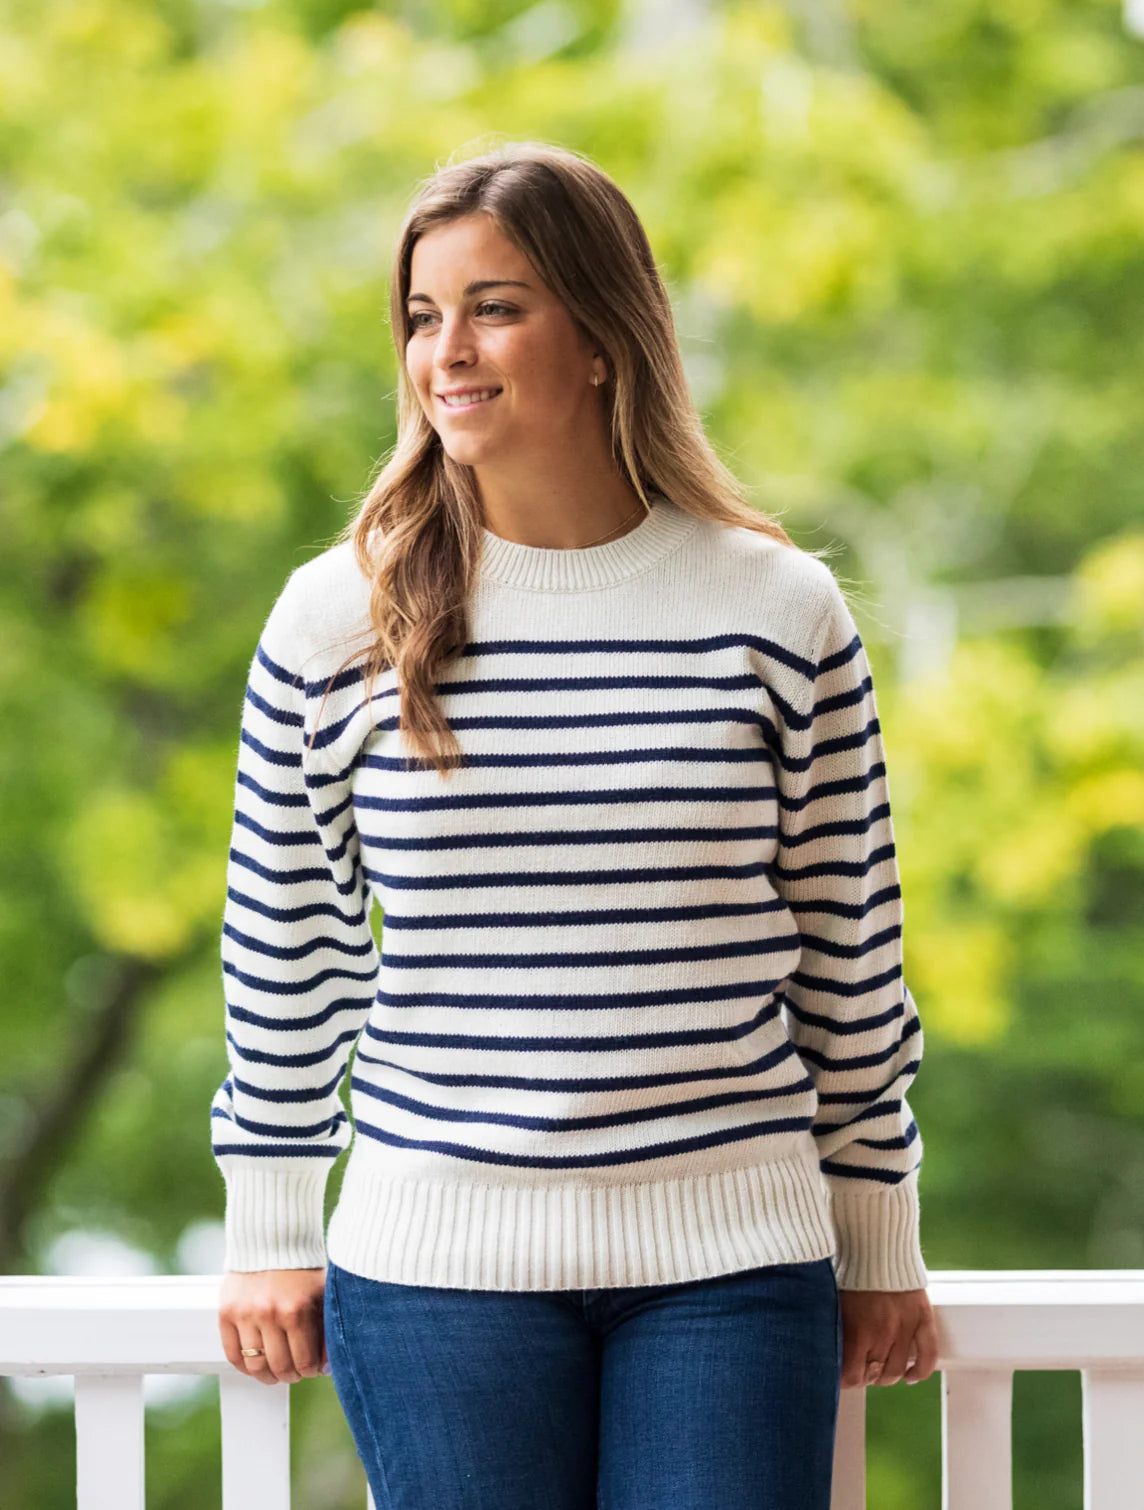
top-left (438, 389), bottom-right (503, 411)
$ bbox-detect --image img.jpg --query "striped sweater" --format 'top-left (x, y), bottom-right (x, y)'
top-left (211, 493), bottom-right (929, 1292)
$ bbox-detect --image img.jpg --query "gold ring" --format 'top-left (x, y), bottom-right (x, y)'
top-left (240, 1347), bottom-right (265, 1357)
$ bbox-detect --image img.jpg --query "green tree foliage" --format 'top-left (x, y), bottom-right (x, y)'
top-left (1, 0), bottom-right (1141, 1505)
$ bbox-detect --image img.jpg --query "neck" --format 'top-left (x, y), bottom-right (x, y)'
top-left (477, 477), bottom-right (648, 550)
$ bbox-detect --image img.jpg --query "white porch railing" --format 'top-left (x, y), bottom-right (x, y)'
top-left (2, 1270), bottom-right (1144, 1509)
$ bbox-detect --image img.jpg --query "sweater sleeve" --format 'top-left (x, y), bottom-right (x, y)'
top-left (772, 570), bottom-right (929, 1292)
top-left (210, 576), bottom-right (380, 1272)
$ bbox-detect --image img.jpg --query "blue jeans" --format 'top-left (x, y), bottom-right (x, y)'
top-left (324, 1255), bottom-right (843, 1510)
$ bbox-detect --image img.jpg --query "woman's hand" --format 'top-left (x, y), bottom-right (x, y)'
top-left (219, 1268), bottom-right (329, 1386)
top-left (839, 1287), bottom-right (940, 1389)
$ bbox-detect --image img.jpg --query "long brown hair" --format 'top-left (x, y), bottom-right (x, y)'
top-left (313, 139), bottom-right (834, 777)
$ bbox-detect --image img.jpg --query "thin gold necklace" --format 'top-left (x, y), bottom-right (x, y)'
top-left (574, 498), bottom-right (651, 550)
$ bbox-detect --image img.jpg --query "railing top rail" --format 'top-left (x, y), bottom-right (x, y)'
top-left (2, 1271), bottom-right (1144, 1375)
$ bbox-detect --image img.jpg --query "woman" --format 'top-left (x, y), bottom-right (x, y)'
top-left (215, 141), bottom-right (939, 1509)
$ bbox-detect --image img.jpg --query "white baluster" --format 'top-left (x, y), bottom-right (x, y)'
top-left (941, 1368), bottom-right (1013, 1510)
top-left (1082, 1368), bottom-right (1144, 1509)
top-left (75, 1374), bottom-right (145, 1510)
top-left (831, 1386), bottom-right (866, 1510)
top-left (220, 1371), bottom-right (290, 1509)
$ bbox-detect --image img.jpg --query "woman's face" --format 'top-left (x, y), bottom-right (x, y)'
top-left (404, 212), bottom-right (603, 470)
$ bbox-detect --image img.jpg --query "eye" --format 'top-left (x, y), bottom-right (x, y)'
top-left (407, 301), bottom-right (515, 330)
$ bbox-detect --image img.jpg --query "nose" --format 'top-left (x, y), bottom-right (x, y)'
top-left (432, 314), bottom-right (479, 370)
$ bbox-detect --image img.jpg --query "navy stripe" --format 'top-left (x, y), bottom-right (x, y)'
top-left (226, 1027), bottom-right (362, 1067)
top-left (211, 1142), bottom-right (341, 1159)
top-left (349, 1069), bottom-right (815, 1132)
top-left (225, 992), bottom-right (377, 1033)
top-left (377, 934), bottom-right (799, 970)
top-left (380, 898), bottom-right (788, 930)
top-left (224, 920), bottom-right (377, 962)
top-left (352, 1032), bottom-right (799, 1089)
top-left (374, 975), bottom-right (788, 1012)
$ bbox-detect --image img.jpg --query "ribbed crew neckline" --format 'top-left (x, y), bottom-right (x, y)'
top-left (478, 491), bottom-right (699, 591)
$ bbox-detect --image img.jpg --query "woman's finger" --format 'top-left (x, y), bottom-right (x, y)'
top-left (220, 1313), bottom-right (272, 1381)
top-left (284, 1304), bottom-right (324, 1380)
top-left (874, 1329), bottom-right (913, 1386)
top-left (218, 1315), bottom-right (250, 1375)
top-left (257, 1320), bottom-right (300, 1385)
top-left (235, 1322), bottom-right (276, 1382)
top-left (905, 1312), bottom-right (941, 1384)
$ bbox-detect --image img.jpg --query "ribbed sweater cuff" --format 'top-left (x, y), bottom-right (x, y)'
top-left (828, 1173), bottom-right (928, 1291)
top-left (220, 1159), bottom-right (331, 1272)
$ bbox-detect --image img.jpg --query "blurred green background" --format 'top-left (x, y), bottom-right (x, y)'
top-left (2, 0), bottom-right (1143, 1504)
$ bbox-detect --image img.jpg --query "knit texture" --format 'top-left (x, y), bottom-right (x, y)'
top-left (211, 494), bottom-right (929, 1291)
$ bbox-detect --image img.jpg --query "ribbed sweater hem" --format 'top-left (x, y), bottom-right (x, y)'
top-left (829, 1170), bottom-right (929, 1292)
top-left (221, 1161), bottom-right (329, 1273)
top-left (323, 1140), bottom-right (839, 1292)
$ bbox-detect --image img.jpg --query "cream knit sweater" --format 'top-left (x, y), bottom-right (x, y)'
top-left (211, 493), bottom-right (928, 1292)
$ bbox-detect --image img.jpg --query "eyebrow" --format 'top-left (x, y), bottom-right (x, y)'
top-left (407, 280), bottom-right (532, 305)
